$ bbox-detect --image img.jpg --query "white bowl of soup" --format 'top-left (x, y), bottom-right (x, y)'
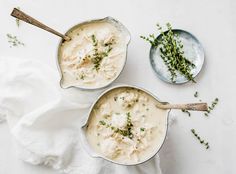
top-left (57, 17), bottom-right (130, 90)
top-left (80, 85), bottom-right (170, 165)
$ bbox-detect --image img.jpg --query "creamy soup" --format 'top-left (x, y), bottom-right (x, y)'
top-left (85, 87), bottom-right (168, 164)
top-left (58, 18), bottom-right (129, 89)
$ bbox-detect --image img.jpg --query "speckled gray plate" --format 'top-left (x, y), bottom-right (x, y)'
top-left (149, 29), bottom-right (204, 84)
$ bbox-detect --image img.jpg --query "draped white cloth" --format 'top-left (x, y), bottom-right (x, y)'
top-left (0, 57), bottom-right (162, 174)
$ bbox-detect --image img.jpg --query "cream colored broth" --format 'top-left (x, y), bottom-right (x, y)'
top-left (58, 20), bottom-right (127, 89)
top-left (85, 87), bottom-right (168, 164)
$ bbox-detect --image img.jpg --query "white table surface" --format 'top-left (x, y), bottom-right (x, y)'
top-left (1, 0), bottom-right (236, 173)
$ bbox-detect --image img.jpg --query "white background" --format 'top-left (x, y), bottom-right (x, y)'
top-left (0, 0), bottom-right (236, 173)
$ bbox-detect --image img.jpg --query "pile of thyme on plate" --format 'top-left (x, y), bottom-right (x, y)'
top-left (140, 23), bottom-right (196, 83)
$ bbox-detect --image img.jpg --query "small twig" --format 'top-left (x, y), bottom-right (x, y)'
top-left (191, 129), bottom-right (210, 149)
top-left (204, 98), bottom-right (219, 116)
top-left (181, 109), bottom-right (191, 117)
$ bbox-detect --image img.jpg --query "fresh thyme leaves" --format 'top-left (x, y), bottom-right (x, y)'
top-left (140, 128), bottom-right (145, 131)
top-left (115, 127), bottom-right (133, 139)
top-left (7, 34), bottom-right (25, 47)
top-left (99, 112), bottom-right (134, 139)
top-left (92, 48), bottom-right (105, 70)
top-left (140, 23), bottom-right (196, 83)
top-left (79, 73), bottom-right (85, 80)
top-left (91, 34), bottom-right (98, 46)
top-left (194, 91), bottom-right (198, 98)
top-left (181, 109), bottom-right (191, 117)
top-left (16, 7), bottom-right (20, 27)
top-left (191, 129), bottom-right (210, 149)
top-left (120, 96), bottom-right (125, 100)
top-left (140, 34), bottom-right (158, 47)
top-left (125, 112), bottom-right (133, 138)
top-left (204, 98), bottom-right (219, 117)
top-left (99, 120), bottom-right (106, 125)
top-left (90, 34), bottom-right (114, 71)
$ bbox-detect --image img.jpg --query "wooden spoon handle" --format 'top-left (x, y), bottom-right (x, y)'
top-left (157, 103), bottom-right (208, 111)
top-left (11, 8), bottom-right (70, 41)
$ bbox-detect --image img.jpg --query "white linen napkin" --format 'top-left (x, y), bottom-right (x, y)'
top-left (0, 57), bottom-right (162, 174)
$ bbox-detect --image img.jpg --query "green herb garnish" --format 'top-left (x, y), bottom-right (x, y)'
top-left (99, 112), bottom-right (134, 139)
top-left (114, 112), bottom-right (133, 139)
top-left (99, 120), bottom-right (106, 125)
top-left (7, 34), bottom-right (24, 47)
top-left (140, 23), bottom-right (196, 83)
top-left (140, 128), bottom-right (145, 131)
top-left (79, 73), bottom-right (85, 80)
top-left (90, 34), bottom-right (114, 71)
top-left (181, 109), bottom-right (191, 117)
top-left (194, 91), bottom-right (198, 98)
top-left (204, 98), bottom-right (219, 117)
top-left (191, 129), bottom-right (210, 149)
top-left (91, 34), bottom-right (98, 46)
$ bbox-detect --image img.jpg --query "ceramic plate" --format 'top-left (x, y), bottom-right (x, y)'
top-left (149, 29), bottom-right (204, 84)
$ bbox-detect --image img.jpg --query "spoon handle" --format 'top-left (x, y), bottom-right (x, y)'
top-left (157, 103), bottom-right (208, 111)
top-left (11, 8), bottom-right (70, 41)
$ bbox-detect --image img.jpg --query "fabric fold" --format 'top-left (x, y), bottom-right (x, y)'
top-left (0, 57), bottom-right (162, 174)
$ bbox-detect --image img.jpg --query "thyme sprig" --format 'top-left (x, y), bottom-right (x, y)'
top-left (16, 7), bottom-right (20, 27)
top-left (90, 34), bottom-right (114, 71)
top-left (91, 34), bottom-right (98, 46)
top-left (181, 109), bottom-right (191, 117)
top-left (140, 23), bottom-right (196, 83)
top-left (140, 127), bottom-right (145, 131)
top-left (79, 73), bottom-right (85, 80)
top-left (191, 129), bottom-right (210, 149)
top-left (99, 112), bottom-right (134, 139)
top-left (204, 98), bottom-right (219, 116)
top-left (99, 120), bottom-right (106, 125)
top-left (7, 34), bottom-right (25, 47)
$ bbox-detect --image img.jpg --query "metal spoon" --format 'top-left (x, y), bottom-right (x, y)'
top-left (11, 8), bottom-right (70, 41)
top-left (156, 102), bottom-right (208, 111)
